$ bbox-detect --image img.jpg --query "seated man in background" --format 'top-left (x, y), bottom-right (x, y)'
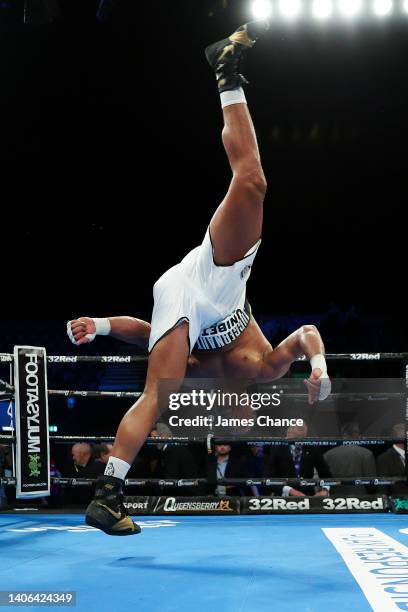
top-left (93, 443), bottom-right (113, 466)
top-left (244, 443), bottom-right (267, 496)
top-left (265, 422), bottom-right (331, 497)
top-left (324, 421), bottom-right (376, 496)
top-left (206, 444), bottom-right (250, 497)
top-left (68, 443), bottom-right (105, 479)
top-left (245, 443), bottom-right (266, 478)
top-left (65, 442), bottom-right (105, 506)
top-left (376, 423), bottom-right (408, 496)
top-left (150, 423), bottom-right (200, 495)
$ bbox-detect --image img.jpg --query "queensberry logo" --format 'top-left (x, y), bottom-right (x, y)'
top-left (162, 498), bottom-right (233, 512)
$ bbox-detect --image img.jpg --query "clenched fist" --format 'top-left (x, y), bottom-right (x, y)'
top-left (67, 317), bottom-right (97, 346)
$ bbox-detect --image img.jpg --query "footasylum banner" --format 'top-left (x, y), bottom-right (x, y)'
top-left (14, 346), bottom-right (50, 498)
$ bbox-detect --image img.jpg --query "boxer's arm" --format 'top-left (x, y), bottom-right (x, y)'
top-left (262, 325), bottom-right (331, 403)
top-left (263, 325), bottom-right (324, 376)
top-left (108, 317), bottom-right (151, 348)
top-left (67, 316), bottom-right (151, 350)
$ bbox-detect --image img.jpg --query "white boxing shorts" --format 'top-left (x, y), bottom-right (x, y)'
top-left (148, 228), bottom-right (261, 354)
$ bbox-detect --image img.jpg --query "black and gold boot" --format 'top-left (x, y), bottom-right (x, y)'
top-left (85, 475), bottom-right (141, 536)
top-left (205, 20), bottom-right (270, 93)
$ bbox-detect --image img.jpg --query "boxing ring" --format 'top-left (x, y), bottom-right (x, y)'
top-left (1, 350), bottom-right (408, 611)
top-left (2, 513), bottom-right (408, 611)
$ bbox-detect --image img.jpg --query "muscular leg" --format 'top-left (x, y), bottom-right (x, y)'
top-left (210, 102), bottom-right (267, 266)
top-left (111, 322), bottom-right (189, 464)
top-left (85, 304), bottom-right (189, 534)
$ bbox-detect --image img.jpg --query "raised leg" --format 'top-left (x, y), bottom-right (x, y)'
top-left (210, 102), bottom-right (267, 265)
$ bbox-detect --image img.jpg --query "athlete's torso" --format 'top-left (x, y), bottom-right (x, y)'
top-left (187, 317), bottom-right (273, 379)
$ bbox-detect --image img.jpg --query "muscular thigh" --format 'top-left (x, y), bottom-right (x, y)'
top-left (144, 322), bottom-right (190, 411)
top-left (209, 175), bottom-right (264, 266)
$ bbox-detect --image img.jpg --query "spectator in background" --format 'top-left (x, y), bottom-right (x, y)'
top-left (206, 444), bottom-right (248, 497)
top-left (93, 443), bottom-right (113, 465)
top-left (150, 423), bottom-right (172, 450)
top-left (150, 423), bottom-right (200, 495)
top-left (66, 443), bottom-right (105, 480)
top-left (49, 458), bottom-right (62, 488)
top-left (324, 421), bottom-right (376, 496)
top-left (65, 443), bottom-right (104, 506)
top-left (69, 443), bottom-right (105, 479)
top-left (147, 423), bottom-right (172, 477)
top-left (265, 422), bottom-right (331, 497)
top-left (246, 443), bottom-right (266, 477)
top-left (244, 443), bottom-right (267, 496)
top-left (376, 423), bottom-right (408, 496)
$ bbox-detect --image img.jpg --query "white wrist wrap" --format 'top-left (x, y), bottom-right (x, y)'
top-left (310, 354), bottom-right (331, 401)
top-left (85, 318), bottom-right (111, 342)
top-left (66, 321), bottom-right (77, 345)
top-left (310, 353), bottom-right (327, 374)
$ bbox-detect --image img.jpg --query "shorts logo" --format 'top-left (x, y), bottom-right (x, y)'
top-left (241, 265), bottom-right (251, 280)
top-left (195, 307), bottom-right (251, 351)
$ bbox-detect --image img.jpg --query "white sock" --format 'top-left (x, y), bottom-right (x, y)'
top-left (104, 456), bottom-right (131, 481)
top-left (220, 87), bottom-right (247, 109)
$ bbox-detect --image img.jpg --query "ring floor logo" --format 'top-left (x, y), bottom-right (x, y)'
top-left (323, 528), bottom-right (408, 611)
top-left (7, 520), bottom-right (179, 533)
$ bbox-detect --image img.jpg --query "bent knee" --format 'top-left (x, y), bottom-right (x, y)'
top-left (236, 168), bottom-right (267, 199)
top-left (301, 324), bottom-right (318, 335)
top-left (143, 378), bottom-right (184, 414)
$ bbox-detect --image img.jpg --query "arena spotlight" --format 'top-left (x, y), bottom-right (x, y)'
top-left (312, 0), bottom-right (333, 19)
top-left (402, 0), bottom-right (408, 12)
top-left (373, 0), bottom-right (393, 15)
top-left (251, 0), bottom-right (273, 19)
top-left (338, 0), bottom-right (363, 17)
top-left (279, 0), bottom-right (302, 19)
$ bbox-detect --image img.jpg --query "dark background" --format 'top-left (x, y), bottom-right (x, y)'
top-left (1, 0), bottom-right (407, 338)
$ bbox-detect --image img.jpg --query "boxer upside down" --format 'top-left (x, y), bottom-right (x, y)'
top-left (68, 20), bottom-right (331, 535)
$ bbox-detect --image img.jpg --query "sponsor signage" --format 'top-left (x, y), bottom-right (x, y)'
top-left (324, 528), bottom-right (408, 611)
top-left (124, 496), bottom-right (239, 515)
top-left (123, 495), bottom-right (388, 515)
top-left (241, 496), bottom-right (388, 514)
top-left (14, 346), bottom-right (50, 498)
